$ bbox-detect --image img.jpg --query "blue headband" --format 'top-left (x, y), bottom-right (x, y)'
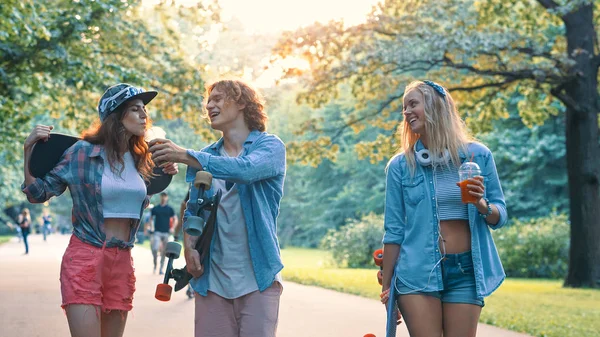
top-left (423, 80), bottom-right (446, 100)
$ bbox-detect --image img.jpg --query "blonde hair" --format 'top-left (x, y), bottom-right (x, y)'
top-left (390, 80), bottom-right (474, 175)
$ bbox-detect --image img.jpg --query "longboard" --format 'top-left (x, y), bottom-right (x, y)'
top-left (172, 172), bottom-right (221, 292)
top-left (29, 133), bottom-right (172, 195)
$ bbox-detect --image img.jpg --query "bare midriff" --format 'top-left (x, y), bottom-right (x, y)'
top-left (439, 219), bottom-right (471, 254)
top-left (104, 218), bottom-right (133, 242)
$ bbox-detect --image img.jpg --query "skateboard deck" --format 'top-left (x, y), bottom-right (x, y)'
top-left (29, 133), bottom-right (78, 178)
top-left (29, 133), bottom-right (172, 195)
top-left (170, 172), bottom-right (222, 292)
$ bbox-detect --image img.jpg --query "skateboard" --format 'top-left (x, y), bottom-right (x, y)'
top-left (29, 133), bottom-right (172, 195)
top-left (373, 248), bottom-right (384, 285)
top-left (372, 248), bottom-right (402, 331)
top-left (155, 171), bottom-right (221, 301)
top-left (155, 241), bottom-right (183, 301)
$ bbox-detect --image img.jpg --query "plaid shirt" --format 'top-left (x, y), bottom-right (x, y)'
top-left (22, 140), bottom-right (149, 248)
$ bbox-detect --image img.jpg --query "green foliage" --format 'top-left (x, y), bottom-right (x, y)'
top-left (277, 128), bottom-right (387, 247)
top-left (320, 213), bottom-right (384, 268)
top-left (493, 213), bottom-right (570, 278)
top-left (0, 235), bottom-right (13, 245)
top-left (479, 106), bottom-right (568, 219)
top-left (266, 83), bottom-right (387, 248)
top-left (0, 0), bottom-right (219, 156)
top-left (272, 0), bottom-right (577, 152)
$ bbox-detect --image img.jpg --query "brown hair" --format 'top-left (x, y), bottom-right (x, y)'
top-left (82, 105), bottom-right (154, 181)
top-left (20, 208), bottom-right (31, 224)
top-left (206, 80), bottom-right (268, 132)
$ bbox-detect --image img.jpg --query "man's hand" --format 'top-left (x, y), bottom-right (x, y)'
top-left (184, 248), bottom-right (204, 278)
top-left (148, 139), bottom-right (188, 165)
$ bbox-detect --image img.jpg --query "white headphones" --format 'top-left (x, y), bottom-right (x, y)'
top-left (414, 143), bottom-right (450, 166)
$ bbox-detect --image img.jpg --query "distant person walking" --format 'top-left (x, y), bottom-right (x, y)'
top-left (42, 210), bottom-right (53, 241)
top-left (18, 208), bottom-right (32, 254)
top-left (149, 192), bottom-right (178, 275)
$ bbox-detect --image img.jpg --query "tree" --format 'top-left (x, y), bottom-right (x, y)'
top-left (274, 0), bottom-right (599, 287)
top-left (0, 0), bottom-right (220, 156)
top-left (0, 0), bottom-right (220, 209)
top-left (480, 111), bottom-right (568, 219)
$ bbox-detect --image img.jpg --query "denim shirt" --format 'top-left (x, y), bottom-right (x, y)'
top-left (184, 130), bottom-right (286, 296)
top-left (22, 141), bottom-right (150, 249)
top-left (383, 141), bottom-right (507, 336)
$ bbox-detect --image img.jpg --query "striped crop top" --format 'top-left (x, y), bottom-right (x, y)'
top-left (101, 152), bottom-right (146, 219)
top-left (433, 164), bottom-right (468, 220)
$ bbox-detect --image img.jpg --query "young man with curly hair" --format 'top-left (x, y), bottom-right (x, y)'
top-left (149, 79), bottom-right (286, 337)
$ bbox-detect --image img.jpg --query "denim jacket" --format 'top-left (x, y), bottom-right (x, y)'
top-left (383, 141), bottom-right (507, 336)
top-left (184, 130), bottom-right (286, 296)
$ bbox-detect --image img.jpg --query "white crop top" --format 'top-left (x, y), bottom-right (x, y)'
top-left (101, 152), bottom-right (146, 219)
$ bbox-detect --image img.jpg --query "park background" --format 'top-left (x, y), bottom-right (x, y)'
top-left (0, 1), bottom-right (599, 336)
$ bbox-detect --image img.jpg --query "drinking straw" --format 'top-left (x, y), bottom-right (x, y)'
top-left (469, 153), bottom-right (474, 176)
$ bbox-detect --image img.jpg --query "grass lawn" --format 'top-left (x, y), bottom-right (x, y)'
top-left (0, 235), bottom-right (14, 245)
top-left (281, 247), bottom-right (599, 337)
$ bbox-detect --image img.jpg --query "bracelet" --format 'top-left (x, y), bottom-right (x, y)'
top-left (479, 198), bottom-right (492, 219)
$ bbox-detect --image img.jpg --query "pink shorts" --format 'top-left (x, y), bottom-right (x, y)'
top-left (60, 235), bottom-right (136, 312)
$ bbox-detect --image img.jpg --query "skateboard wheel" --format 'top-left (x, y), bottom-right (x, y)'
top-left (373, 248), bottom-right (384, 266)
top-left (184, 215), bottom-right (205, 236)
top-left (155, 283), bottom-right (173, 302)
top-left (364, 334), bottom-right (376, 337)
top-left (194, 171), bottom-right (213, 189)
top-left (165, 241), bottom-right (182, 259)
top-left (377, 270), bottom-right (383, 285)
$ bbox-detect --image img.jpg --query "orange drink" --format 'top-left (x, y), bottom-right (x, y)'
top-left (458, 161), bottom-right (481, 204)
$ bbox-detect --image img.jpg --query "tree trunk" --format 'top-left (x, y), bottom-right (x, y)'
top-left (563, 4), bottom-right (600, 288)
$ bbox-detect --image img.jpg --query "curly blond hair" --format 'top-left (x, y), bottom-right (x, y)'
top-left (206, 80), bottom-right (268, 132)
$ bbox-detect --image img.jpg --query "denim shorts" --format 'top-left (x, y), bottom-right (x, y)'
top-left (395, 251), bottom-right (484, 307)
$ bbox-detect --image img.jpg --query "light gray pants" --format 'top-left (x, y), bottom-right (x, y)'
top-left (151, 231), bottom-right (170, 270)
top-left (194, 282), bottom-right (282, 337)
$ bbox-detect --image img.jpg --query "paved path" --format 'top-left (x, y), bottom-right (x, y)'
top-left (0, 234), bottom-right (531, 337)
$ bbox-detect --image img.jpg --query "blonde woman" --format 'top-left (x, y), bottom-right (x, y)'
top-left (380, 80), bottom-right (508, 337)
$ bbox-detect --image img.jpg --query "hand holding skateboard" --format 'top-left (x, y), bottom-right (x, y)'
top-left (372, 248), bottom-right (402, 326)
top-left (162, 171), bottom-right (221, 296)
top-left (373, 248), bottom-right (384, 285)
top-left (24, 125), bottom-right (54, 150)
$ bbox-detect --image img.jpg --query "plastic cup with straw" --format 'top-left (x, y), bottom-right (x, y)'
top-left (458, 153), bottom-right (481, 204)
